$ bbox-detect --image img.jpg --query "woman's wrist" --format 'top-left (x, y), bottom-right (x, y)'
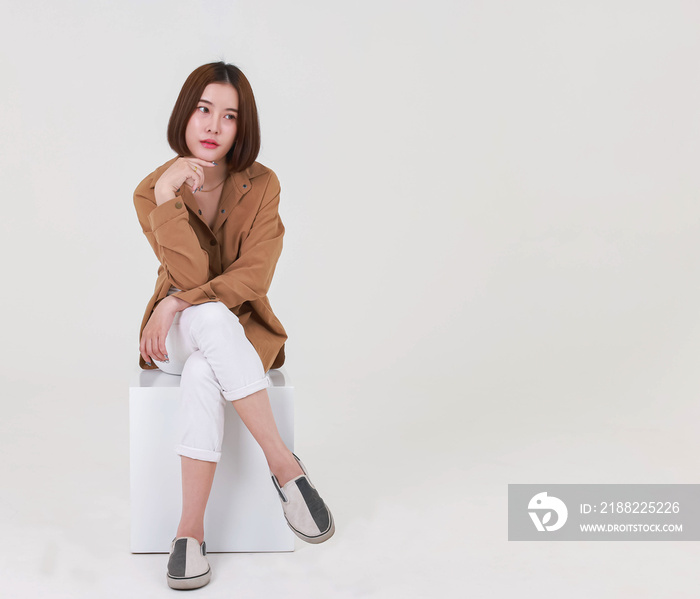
top-left (169, 296), bottom-right (192, 312)
top-left (159, 295), bottom-right (191, 313)
top-left (154, 182), bottom-right (177, 206)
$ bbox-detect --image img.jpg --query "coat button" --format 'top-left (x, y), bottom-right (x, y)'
top-left (175, 201), bottom-right (183, 209)
top-left (210, 239), bottom-right (217, 246)
top-left (243, 184), bottom-right (247, 188)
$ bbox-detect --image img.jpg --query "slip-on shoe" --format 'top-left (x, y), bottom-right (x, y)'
top-left (166, 536), bottom-right (211, 590)
top-left (270, 452), bottom-right (335, 544)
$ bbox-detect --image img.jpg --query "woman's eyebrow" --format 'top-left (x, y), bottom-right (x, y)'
top-left (199, 98), bottom-right (238, 112)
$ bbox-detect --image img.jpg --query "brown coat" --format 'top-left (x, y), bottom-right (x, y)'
top-left (133, 156), bottom-right (287, 372)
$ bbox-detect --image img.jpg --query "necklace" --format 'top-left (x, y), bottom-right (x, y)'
top-left (201, 177), bottom-right (226, 193)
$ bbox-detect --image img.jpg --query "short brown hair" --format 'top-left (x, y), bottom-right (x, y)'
top-left (167, 62), bottom-right (261, 173)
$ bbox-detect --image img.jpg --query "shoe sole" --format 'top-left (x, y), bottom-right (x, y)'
top-left (167, 567), bottom-right (211, 590)
top-left (285, 511), bottom-right (336, 544)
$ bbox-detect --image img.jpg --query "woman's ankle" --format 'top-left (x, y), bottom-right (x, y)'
top-left (176, 524), bottom-right (204, 545)
top-left (269, 451), bottom-right (304, 486)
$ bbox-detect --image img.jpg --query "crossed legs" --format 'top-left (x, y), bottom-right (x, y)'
top-left (176, 388), bottom-right (303, 544)
top-left (152, 301), bottom-right (302, 545)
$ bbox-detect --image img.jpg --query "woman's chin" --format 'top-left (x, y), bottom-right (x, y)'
top-left (188, 149), bottom-right (226, 163)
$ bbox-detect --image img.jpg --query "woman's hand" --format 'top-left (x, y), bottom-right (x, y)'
top-left (140, 296), bottom-right (190, 364)
top-left (154, 157), bottom-right (217, 206)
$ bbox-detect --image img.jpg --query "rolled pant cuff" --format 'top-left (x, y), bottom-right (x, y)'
top-left (222, 374), bottom-right (270, 402)
top-left (175, 444), bottom-right (222, 463)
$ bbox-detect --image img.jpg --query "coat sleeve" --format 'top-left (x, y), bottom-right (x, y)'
top-left (133, 181), bottom-right (210, 290)
top-left (171, 171), bottom-right (284, 308)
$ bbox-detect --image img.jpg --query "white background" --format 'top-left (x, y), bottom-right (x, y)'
top-left (2, 1), bottom-right (700, 597)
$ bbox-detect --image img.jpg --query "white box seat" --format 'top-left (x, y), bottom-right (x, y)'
top-left (129, 367), bottom-right (295, 553)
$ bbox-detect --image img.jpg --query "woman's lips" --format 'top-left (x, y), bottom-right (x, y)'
top-left (201, 141), bottom-right (219, 149)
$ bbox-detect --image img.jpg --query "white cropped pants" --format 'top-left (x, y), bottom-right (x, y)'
top-left (152, 301), bottom-right (270, 463)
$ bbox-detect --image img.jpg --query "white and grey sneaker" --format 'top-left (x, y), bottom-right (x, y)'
top-left (166, 537), bottom-right (211, 590)
top-left (270, 453), bottom-right (335, 544)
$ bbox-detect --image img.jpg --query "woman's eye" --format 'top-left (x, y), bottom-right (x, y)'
top-left (197, 106), bottom-right (234, 120)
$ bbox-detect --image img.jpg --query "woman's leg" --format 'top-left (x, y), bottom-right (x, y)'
top-left (174, 387), bottom-right (303, 544)
top-left (155, 301), bottom-right (304, 541)
top-left (174, 350), bottom-right (227, 543)
top-left (177, 302), bottom-right (303, 484)
top-left (176, 457), bottom-right (217, 544)
top-left (231, 388), bottom-right (303, 486)
top-left (154, 310), bottom-right (228, 544)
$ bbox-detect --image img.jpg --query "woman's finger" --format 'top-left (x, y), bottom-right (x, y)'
top-left (186, 157), bottom-right (218, 169)
top-left (140, 340), bottom-right (150, 365)
top-left (141, 337), bottom-right (153, 364)
top-left (183, 172), bottom-right (203, 193)
top-left (185, 158), bottom-right (218, 191)
top-left (186, 162), bottom-right (205, 193)
top-left (160, 334), bottom-right (169, 360)
top-left (155, 336), bottom-right (166, 362)
top-left (146, 335), bottom-right (162, 363)
top-left (184, 174), bottom-right (197, 192)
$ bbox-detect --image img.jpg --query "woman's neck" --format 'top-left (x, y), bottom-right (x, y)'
top-left (204, 163), bottom-right (229, 191)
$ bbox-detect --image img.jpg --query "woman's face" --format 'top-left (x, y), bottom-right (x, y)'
top-left (185, 82), bottom-right (239, 162)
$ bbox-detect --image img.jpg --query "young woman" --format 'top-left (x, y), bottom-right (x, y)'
top-left (133, 61), bottom-right (334, 590)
